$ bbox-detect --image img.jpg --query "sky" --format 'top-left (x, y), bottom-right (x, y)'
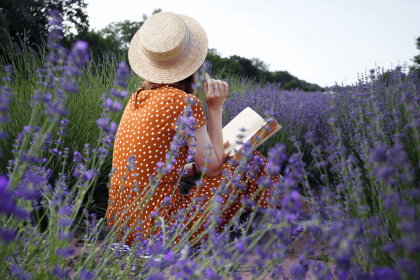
top-left (85, 0), bottom-right (420, 88)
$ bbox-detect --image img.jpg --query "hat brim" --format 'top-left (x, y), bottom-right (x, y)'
top-left (128, 14), bottom-right (208, 84)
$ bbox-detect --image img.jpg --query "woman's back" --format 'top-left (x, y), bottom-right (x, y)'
top-left (107, 85), bottom-right (207, 244)
top-left (111, 85), bottom-right (206, 188)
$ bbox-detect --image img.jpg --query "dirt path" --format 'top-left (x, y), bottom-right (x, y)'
top-left (160, 230), bottom-right (335, 279)
top-left (235, 231), bottom-right (335, 279)
top-left (67, 221), bottom-right (336, 279)
top-left (165, 213), bottom-right (335, 279)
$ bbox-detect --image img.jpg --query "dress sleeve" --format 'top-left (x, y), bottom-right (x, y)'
top-left (170, 92), bottom-right (207, 131)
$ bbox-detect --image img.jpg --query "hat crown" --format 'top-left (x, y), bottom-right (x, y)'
top-left (140, 12), bottom-right (191, 62)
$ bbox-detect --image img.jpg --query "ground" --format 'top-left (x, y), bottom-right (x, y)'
top-left (67, 214), bottom-right (336, 279)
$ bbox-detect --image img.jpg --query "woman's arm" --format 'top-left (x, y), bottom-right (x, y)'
top-left (207, 106), bottom-right (224, 165)
top-left (186, 73), bottom-right (229, 177)
top-left (182, 141), bottom-right (229, 180)
top-left (181, 163), bottom-right (198, 180)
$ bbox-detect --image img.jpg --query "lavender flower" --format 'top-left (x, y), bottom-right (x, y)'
top-left (56, 247), bottom-right (74, 258)
top-left (0, 175), bottom-right (29, 220)
top-left (10, 266), bottom-right (31, 280)
top-left (0, 65), bottom-right (14, 142)
top-left (78, 268), bottom-right (95, 280)
top-left (52, 265), bottom-right (69, 279)
top-left (290, 263), bottom-right (307, 280)
top-left (0, 227), bottom-right (18, 242)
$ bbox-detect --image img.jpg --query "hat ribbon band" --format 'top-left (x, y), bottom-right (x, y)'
top-left (148, 34), bottom-right (192, 67)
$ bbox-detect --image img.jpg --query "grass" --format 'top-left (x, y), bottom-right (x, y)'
top-left (1, 33), bottom-right (420, 278)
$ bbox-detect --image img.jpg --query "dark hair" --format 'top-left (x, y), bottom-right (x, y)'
top-left (133, 74), bottom-right (195, 108)
top-left (141, 74), bottom-right (195, 94)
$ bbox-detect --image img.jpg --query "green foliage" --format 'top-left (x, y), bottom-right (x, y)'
top-left (99, 7), bottom-right (163, 52)
top-left (45, 0), bottom-right (90, 36)
top-left (0, 43), bottom-right (141, 215)
top-left (412, 36), bottom-right (420, 70)
top-left (229, 55), bottom-right (260, 78)
top-left (205, 48), bottom-right (324, 91)
top-left (1, 1), bottom-right (323, 91)
top-left (0, 11), bottom-right (11, 49)
top-left (62, 29), bottom-right (120, 62)
top-left (303, 85), bottom-right (317, 92)
top-left (251, 57), bottom-right (270, 71)
top-left (0, 0), bottom-right (89, 48)
top-left (282, 80), bottom-right (299, 90)
top-left (0, 0), bottom-right (47, 48)
top-left (62, 8), bottom-right (163, 63)
top-left (99, 20), bottom-right (144, 51)
top-left (205, 49), bottom-right (240, 77)
top-left (265, 70), bottom-right (294, 85)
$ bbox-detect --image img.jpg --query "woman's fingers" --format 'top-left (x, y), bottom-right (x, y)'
top-left (224, 140), bottom-right (229, 148)
top-left (205, 73), bottom-right (214, 97)
top-left (205, 75), bottom-right (228, 110)
top-left (204, 74), bottom-right (229, 100)
top-left (222, 81), bottom-right (229, 97)
top-left (217, 80), bottom-right (225, 93)
top-left (213, 80), bottom-right (221, 96)
top-left (223, 151), bottom-right (231, 163)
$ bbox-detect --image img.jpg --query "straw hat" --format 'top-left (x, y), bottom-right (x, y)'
top-left (128, 11), bottom-right (208, 84)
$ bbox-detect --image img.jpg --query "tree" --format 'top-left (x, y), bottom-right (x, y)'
top-left (45, 0), bottom-right (89, 38)
top-left (0, 12), bottom-right (10, 48)
top-left (205, 49), bottom-right (229, 74)
top-left (205, 50), bottom-right (245, 78)
top-left (228, 55), bottom-right (259, 78)
top-left (99, 8), bottom-right (162, 51)
top-left (99, 20), bottom-right (143, 51)
top-left (411, 36), bottom-right (420, 71)
top-left (269, 70), bottom-right (296, 86)
top-left (205, 49), bottom-right (263, 79)
top-left (0, 0), bottom-right (47, 48)
top-left (204, 48), bottom-right (324, 91)
top-left (303, 85), bottom-right (316, 92)
top-left (283, 80), bottom-right (299, 90)
top-left (61, 8), bottom-right (162, 62)
top-left (62, 29), bottom-right (119, 62)
top-left (208, 48), bottom-right (222, 56)
top-left (251, 57), bottom-right (270, 71)
top-left (0, 0), bottom-right (89, 48)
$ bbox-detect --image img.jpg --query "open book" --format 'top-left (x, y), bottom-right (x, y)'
top-left (223, 107), bottom-right (282, 161)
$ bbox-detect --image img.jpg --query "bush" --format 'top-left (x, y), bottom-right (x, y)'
top-left (0, 11), bottom-right (419, 279)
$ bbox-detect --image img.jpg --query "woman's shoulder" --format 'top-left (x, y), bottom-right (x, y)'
top-left (128, 86), bottom-right (180, 102)
top-left (170, 88), bottom-right (201, 106)
top-left (129, 85), bottom-right (201, 108)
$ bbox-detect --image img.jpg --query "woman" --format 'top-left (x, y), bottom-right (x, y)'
top-left (106, 11), bottom-right (311, 247)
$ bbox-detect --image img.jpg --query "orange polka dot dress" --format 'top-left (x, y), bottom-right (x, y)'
top-left (106, 85), bottom-right (282, 247)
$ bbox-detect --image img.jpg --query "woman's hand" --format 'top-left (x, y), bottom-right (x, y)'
top-left (222, 140), bottom-right (231, 162)
top-left (204, 73), bottom-right (228, 111)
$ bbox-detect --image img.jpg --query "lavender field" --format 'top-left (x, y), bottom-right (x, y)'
top-left (0, 12), bottom-right (420, 280)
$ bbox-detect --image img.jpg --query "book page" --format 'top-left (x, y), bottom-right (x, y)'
top-left (241, 120), bottom-right (269, 143)
top-left (222, 107), bottom-right (265, 154)
top-left (232, 120), bottom-right (281, 161)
